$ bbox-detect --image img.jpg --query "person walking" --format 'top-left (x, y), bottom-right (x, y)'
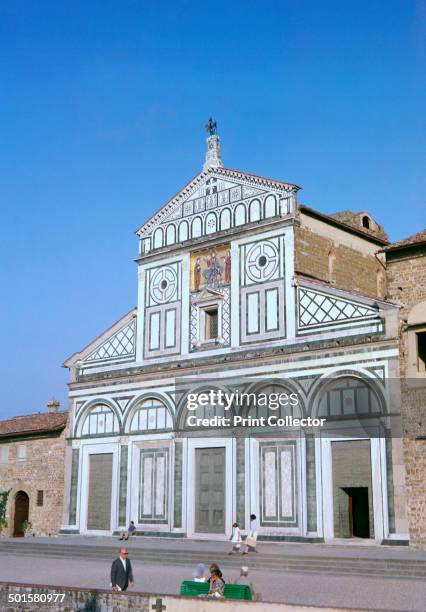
top-left (228, 522), bottom-right (242, 554)
top-left (110, 548), bottom-right (134, 591)
top-left (242, 513), bottom-right (259, 554)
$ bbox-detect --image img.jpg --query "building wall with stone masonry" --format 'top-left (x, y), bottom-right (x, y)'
top-left (386, 246), bottom-right (426, 547)
top-left (295, 215), bottom-right (385, 299)
top-left (0, 429), bottom-right (67, 537)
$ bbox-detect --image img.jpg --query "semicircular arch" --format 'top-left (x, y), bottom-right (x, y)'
top-left (74, 398), bottom-right (122, 437)
top-left (123, 392), bottom-right (175, 433)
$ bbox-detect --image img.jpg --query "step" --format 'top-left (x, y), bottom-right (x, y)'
top-left (1, 543), bottom-right (425, 580)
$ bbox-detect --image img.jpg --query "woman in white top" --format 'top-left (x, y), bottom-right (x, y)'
top-left (242, 514), bottom-right (259, 554)
top-left (228, 522), bottom-right (242, 554)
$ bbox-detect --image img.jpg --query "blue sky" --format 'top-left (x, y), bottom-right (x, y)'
top-left (1, 1), bottom-right (425, 418)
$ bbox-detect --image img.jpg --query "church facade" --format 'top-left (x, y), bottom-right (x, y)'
top-left (60, 131), bottom-right (409, 544)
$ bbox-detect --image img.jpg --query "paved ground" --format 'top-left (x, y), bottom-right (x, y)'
top-left (1, 552), bottom-right (426, 611)
top-left (4, 534), bottom-right (425, 560)
top-left (1, 539), bottom-right (426, 611)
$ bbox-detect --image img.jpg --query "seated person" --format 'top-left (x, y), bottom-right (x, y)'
top-left (233, 565), bottom-right (261, 601)
top-left (192, 563), bottom-right (206, 582)
top-left (207, 568), bottom-right (225, 598)
top-left (119, 521), bottom-right (136, 540)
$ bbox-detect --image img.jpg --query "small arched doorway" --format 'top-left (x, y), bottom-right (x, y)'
top-left (13, 491), bottom-right (29, 537)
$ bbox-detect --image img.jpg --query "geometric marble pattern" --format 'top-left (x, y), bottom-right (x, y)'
top-left (85, 320), bottom-right (135, 362)
top-left (298, 288), bottom-right (377, 329)
top-left (221, 286), bottom-right (231, 345)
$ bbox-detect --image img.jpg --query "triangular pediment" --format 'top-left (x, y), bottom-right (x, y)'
top-left (193, 287), bottom-right (225, 303)
top-left (297, 284), bottom-right (379, 331)
top-left (63, 308), bottom-right (137, 367)
top-left (136, 166), bottom-right (299, 239)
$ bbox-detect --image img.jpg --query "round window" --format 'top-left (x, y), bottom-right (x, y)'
top-left (160, 279), bottom-right (168, 290)
top-left (258, 255), bottom-right (268, 268)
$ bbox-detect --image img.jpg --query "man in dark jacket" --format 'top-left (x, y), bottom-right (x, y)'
top-left (110, 548), bottom-right (134, 591)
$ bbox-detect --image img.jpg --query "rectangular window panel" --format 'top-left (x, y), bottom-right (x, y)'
top-left (105, 412), bottom-right (113, 432)
top-left (139, 409), bottom-right (147, 431)
top-left (155, 455), bottom-right (166, 516)
top-left (0, 446), bottom-right (8, 464)
top-left (139, 449), bottom-right (168, 523)
top-left (147, 408), bottom-right (156, 429)
top-left (18, 444), bottom-right (26, 461)
top-left (246, 293), bottom-right (259, 334)
top-left (165, 309), bottom-right (176, 348)
top-left (205, 309), bottom-right (219, 340)
top-left (149, 312), bottom-right (161, 351)
top-left (37, 490), bottom-right (44, 507)
top-left (142, 455), bottom-right (153, 516)
top-left (280, 448), bottom-right (293, 518)
top-left (264, 450), bottom-right (277, 518)
top-left (416, 331), bottom-right (426, 371)
top-left (156, 407), bottom-right (166, 429)
top-left (265, 288), bottom-right (279, 331)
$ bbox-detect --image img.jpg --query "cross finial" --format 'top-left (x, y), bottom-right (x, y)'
top-left (152, 598), bottom-right (166, 612)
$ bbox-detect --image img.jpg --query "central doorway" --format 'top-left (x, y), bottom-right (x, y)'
top-left (13, 491), bottom-right (29, 537)
top-left (331, 440), bottom-right (374, 539)
top-left (342, 487), bottom-right (370, 538)
top-left (195, 447), bottom-right (225, 533)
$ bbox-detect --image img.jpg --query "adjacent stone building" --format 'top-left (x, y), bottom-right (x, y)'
top-left (0, 401), bottom-right (68, 537)
top-left (384, 230), bottom-right (426, 547)
top-left (59, 130), bottom-right (410, 545)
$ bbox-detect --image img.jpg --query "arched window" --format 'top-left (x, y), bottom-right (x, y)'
top-left (362, 216), bottom-right (370, 229)
top-left (81, 404), bottom-right (119, 436)
top-left (317, 378), bottom-right (382, 419)
top-left (264, 195), bottom-right (277, 218)
top-left (249, 199), bottom-right (261, 222)
top-left (166, 224), bottom-right (176, 245)
top-left (234, 204), bottom-right (246, 227)
top-left (191, 216), bottom-right (202, 238)
top-left (178, 221), bottom-right (189, 242)
top-left (220, 208), bottom-right (231, 231)
top-left (130, 398), bottom-right (173, 432)
top-left (205, 212), bottom-right (217, 235)
top-left (153, 228), bottom-right (163, 249)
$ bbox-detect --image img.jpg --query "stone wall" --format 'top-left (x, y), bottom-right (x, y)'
top-left (386, 246), bottom-right (426, 547)
top-left (0, 430), bottom-right (66, 537)
top-left (0, 582), bottom-right (373, 612)
top-left (294, 222), bottom-right (384, 299)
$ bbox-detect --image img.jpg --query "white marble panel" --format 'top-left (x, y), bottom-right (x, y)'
top-left (247, 292), bottom-right (259, 334)
top-left (281, 448), bottom-right (293, 517)
top-left (142, 455), bottom-right (153, 516)
top-left (264, 450), bottom-right (277, 517)
top-left (155, 455), bottom-right (165, 516)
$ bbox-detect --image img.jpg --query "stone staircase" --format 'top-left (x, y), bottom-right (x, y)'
top-left (1, 540), bottom-right (426, 581)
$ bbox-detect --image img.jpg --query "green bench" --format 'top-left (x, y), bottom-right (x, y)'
top-left (179, 580), bottom-right (252, 600)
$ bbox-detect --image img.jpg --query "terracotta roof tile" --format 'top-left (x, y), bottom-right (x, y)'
top-left (0, 411), bottom-right (68, 439)
top-left (383, 229), bottom-right (426, 251)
